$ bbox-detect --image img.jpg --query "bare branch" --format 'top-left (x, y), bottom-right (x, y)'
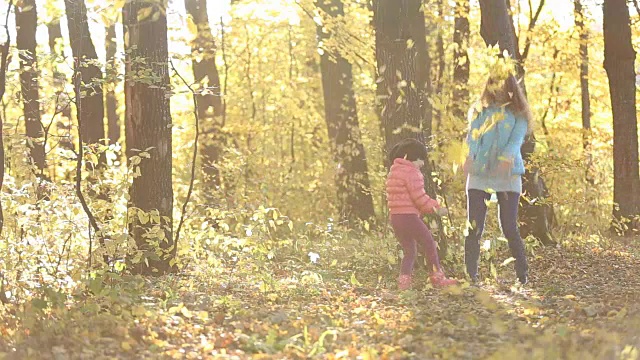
top-left (73, 58), bottom-right (106, 269)
top-left (521, 0), bottom-right (545, 60)
top-left (170, 59), bottom-right (199, 251)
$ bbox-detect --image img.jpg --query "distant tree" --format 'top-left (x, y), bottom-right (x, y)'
top-left (105, 23), bottom-right (120, 146)
top-left (47, 16), bottom-right (71, 119)
top-left (452, 0), bottom-right (470, 124)
top-left (123, 0), bottom-right (175, 275)
top-left (316, 0), bottom-right (375, 223)
top-left (16, 0), bottom-right (46, 177)
top-left (603, 0), bottom-right (639, 233)
top-left (433, 0), bottom-right (446, 130)
top-left (184, 0), bottom-right (225, 190)
top-left (574, 0), bottom-right (593, 184)
top-left (0, 1), bottom-right (13, 234)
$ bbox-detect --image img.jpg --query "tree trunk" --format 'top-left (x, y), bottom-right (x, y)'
top-left (184, 0), bottom-right (225, 190)
top-left (0, 1), bottom-right (12, 235)
top-left (574, 0), bottom-right (593, 184)
top-left (479, 0), bottom-right (555, 245)
top-left (452, 0), bottom-right (470, 124)
top-left (47, 18), bottom-right (73, 146)
top-left (374, 0), bottom-right (432, 154)
top-left (603, 0), bottom-right (640, 233)
top-left (316, 0), bottom-right (376, 223)
top-left (64, 0), bottom-right (106, 169)
top-left (123, 1), bottom-right (175, 275)
top-left (105, 23), bottom-right (120, 146)
top-left (434, 0), bottom-right (446, 131)
top-left (15, 0), bottom-right (46, 177)
top-left (374, 0), bottom-right (449, 258)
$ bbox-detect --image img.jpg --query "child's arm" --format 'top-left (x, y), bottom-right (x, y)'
top-left (406, 172), bottom-right (440, 214)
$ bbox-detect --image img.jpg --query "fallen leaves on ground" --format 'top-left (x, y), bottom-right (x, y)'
top-left (1, 240), bottom-right (639, 359)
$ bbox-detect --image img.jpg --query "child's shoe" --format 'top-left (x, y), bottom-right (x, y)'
top-left (398, 274), bottom-right (412, 290)
top-left (430, 270), bottom-right (457, 287)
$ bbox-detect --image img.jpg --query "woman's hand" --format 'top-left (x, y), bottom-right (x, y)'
top-left (496, 159), bottom-right (512, 176)
top-left (463, 157), bottom-right (471, 176)
top-left (435, 207), bottom-right (449, 217)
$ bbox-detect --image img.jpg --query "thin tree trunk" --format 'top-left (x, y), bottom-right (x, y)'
top-left (184, 0), bottom-right (225, 190)
top-left (48, 18), bottom-right (73, 152)
top-left (64, 0), bottom-right (106, 169)
top-left (479, 0), bottom-right (555, 245)
top-left (123, 0), bottom-right (175, 275)
top-left (452, 0), bottom-right (470, 124)
top-left (434, 0), bottom-right (446, 131)
top-left (16, 0), bottom-right (46, 177)
top-left (47, 19), bottom-right (71, 119)
top-left (105, 23), bottom-right (120, 146)
top-left (574, 0), bottom-right (593, 184)
top-left (603, 0), bottom-right (640, 232)
top-left (0, 1), bottom-right (13, 235)
top-left (316, 0), bottom-right (375, 223)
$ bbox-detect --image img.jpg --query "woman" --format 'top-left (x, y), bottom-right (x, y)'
top-left (463, 72), bottom-right (533, 285)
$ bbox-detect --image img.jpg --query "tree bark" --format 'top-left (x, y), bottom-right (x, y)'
top-left (452, 0), bottom-right (470, 124)
top-left (375, 0), bottom-right (449, 257)
top-left (47, 17), bottom-right (73, 144)
top-left (0, 1), bottom-right (13, 235)
top-left (64, 0), bottom-right (106, 169)
top-left (47, 19), bottom-right (68, 98)
top-left (479, 0), bottom-right (555, 245)
top-left (434, 0), bottom-right (446, 131)
top-left (574, 0), bottom-right (593, 184)
top-left (374, 0), bottom-right (432, 154)
top-left (316, 0), bottom-right (376, 223)
top-left (105, 23), bottom-right (120, 146)
top-left (184, 0), bottom-right (225, 190)
top-left (15, 0), bottom-right (46, 176)
top-left (124, 1), bottom-right (175, 275)
top-left (603, 0), bottom-right (640, 232)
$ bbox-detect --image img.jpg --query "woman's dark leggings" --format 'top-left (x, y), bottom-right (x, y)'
top-left (465, 190), bottom-right (528, 282)
top-left (391, 214), bottom-right (442, 275)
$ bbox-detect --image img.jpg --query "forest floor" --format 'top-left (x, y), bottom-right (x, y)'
top-left (1, 237), bottom-right (640, 359)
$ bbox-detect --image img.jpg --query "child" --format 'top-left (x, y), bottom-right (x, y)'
top-left (386, 138), bottom-right (457, 290)
top-left (463, 72), bottom-right (532, 285)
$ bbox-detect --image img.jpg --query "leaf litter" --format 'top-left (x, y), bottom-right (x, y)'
top-left (0, 240), bottom-right (639, 359)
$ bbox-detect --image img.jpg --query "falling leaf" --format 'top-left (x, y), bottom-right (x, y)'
top-left (350, 272), bottom-right (362, 286)
top-left (137, 7), bottom-right (153, 22)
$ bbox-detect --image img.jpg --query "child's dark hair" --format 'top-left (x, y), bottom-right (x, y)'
top-left (389, 138), bottom-right (428, 163)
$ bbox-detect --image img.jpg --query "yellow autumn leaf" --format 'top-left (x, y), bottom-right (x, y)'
top-left (471, 128), bottom-right (480, 140)
top-left (180, 306), bottom-right (193, 318)
top-left (121, 341), bottom-right (132, 351)
top-left (197, 311), bottom-right (209, 321)
top-left (131, 305), bottom-right (146, 316)
top-left (137, 7), bottom-right (153, 22)
top-left (186, 15), bottom-right (198, 41)
top-left (443, 141), bottom-right (469, 166)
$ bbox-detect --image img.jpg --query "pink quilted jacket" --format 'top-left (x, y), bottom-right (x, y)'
top-left (386, 158), bottom-right (440, 215)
